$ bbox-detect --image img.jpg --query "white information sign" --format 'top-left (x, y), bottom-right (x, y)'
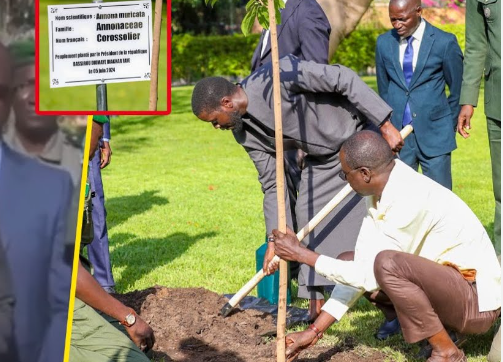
top-left (48, 1), bottom-right (153, 88)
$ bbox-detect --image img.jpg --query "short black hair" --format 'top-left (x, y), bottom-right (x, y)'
top-left (191, 77), bottom-right (238, 116)
top-left (341, 130), bottom-right (394, 171)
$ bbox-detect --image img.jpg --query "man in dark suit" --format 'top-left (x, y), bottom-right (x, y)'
top-left (250, 0), bottom-right (331, 72)
top-left (375, 0), bottom-right (463, 190)
top-left (0, 42), bottom-right (74, 362)
top-left (374, 0), bottom-right (463, 339)
top-left (250, 0), bottom-right (331, 318)
top-left (192, 56), bottom-right (403, 319)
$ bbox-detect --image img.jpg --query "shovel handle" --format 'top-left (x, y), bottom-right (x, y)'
top-left (221, 125), bottom-right (413, 315)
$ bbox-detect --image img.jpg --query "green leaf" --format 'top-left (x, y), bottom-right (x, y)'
top-left (274, 0), bottom-right (284, 24)
top-left (257, 6), bottom-right (269, 29)
top-left (245, 0), bottom-right (256, 12)
top-left (241, 8), bottom-right (257, 37)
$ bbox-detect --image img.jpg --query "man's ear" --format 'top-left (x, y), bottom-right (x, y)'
top-left (221, 96), bottom-right (233, 109)
top-left (361, 167), bottom-right (372, 183)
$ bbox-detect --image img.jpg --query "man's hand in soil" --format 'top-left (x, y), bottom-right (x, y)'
top-left (285, 311), bottom-right (337, 361)
top-left (127, 316), bottom-right (155, 352)
top-left (285, 329), bottom-right (319, 361)
top-left (379, 119), bottom-right (404, 153)
top-left (272, 228), bottom-right (320, 267)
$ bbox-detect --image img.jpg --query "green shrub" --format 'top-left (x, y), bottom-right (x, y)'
top-left (331, 27), bottom-right (386, 74)
top-left (438, 24), bottom-right (465, 51)
top-left (172, 33), bottom-right (260, 82)
top-left (171, 23), bottom-right (466, 82)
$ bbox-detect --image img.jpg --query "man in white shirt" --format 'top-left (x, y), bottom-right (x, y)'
top-left (375, 0), bottom-right (463, 190)
top-left (271, 130), bottom-right (501, 362)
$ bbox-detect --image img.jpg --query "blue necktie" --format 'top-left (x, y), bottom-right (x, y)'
top-left (402, 36), bottom-right (414, 127)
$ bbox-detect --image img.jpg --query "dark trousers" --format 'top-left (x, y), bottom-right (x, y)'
top-left (372, 250), bottom-right (499, 343)
top-left (399, 131), bottom-right (452, 190)
top-left (87, 148), bottom-right (115, 289)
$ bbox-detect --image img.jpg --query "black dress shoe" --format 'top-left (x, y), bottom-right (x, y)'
top-left (375, 318), bottom-right (401, 340)
top-left (416, 331), bottom-right (467, 359)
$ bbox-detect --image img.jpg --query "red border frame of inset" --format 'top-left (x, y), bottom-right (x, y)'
top-left (35, 0), bottom-right (171, 115)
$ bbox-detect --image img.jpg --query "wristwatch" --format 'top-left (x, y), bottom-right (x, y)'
top-left (120, 309), bottom-right (136, 327)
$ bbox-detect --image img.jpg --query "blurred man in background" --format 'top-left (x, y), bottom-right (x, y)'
top-left (0, 40), bottom-right (75, 362)
top-left (3, 39), bottom-right (82, 185)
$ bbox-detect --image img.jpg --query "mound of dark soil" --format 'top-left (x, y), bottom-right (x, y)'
top-left (116, 286), bottom-right (385, 362)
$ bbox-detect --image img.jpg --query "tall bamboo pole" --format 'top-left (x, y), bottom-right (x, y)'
top-left (265, 1), bottom-right (287, 361)
top-left (149, 0), bottom-right (163, 111)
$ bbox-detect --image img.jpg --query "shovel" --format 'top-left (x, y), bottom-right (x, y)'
top-left (221, 125), bottom-right (413, 317)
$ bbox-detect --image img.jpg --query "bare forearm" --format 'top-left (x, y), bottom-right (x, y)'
top-left (76, 262), bottom-right (129, 321)
top-left (311, 311), bottom-right (337, 333)
top-left (294, 246), bottom-right (320, 268)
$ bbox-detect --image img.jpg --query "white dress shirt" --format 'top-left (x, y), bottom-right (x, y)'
top-left (399, 18), bottom-right (426, 71)
top-left (315, 160), bottom-right (501, 320)
top-left (260, 0), bottom-right (288, 57)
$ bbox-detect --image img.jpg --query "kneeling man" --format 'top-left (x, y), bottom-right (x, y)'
top-left (270, 130), bottom-right (501, 362)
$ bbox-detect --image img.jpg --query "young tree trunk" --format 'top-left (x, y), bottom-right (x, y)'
top-left (317, 0), bottom-right (372, 58)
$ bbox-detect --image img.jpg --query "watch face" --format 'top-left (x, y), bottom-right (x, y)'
top-left (125, 313), bottom-right (136, 326)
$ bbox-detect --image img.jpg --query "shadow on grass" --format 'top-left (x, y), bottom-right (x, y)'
top-left (107, 190), bottom-right (169, 230)
top-left (111, 231), bottom-right (218, 291)
top-left (112, 115), bottom-right (168, 136)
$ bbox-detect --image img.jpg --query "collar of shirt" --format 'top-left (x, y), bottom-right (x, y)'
top-left (260, 0), bottom-right (288, 57)
top-left (398, 18), bottom-right (426, 70)
top-left (3, 120), bottom-right (63, 165)
top-left (366, 159), bottom-right (406, 221)
top-left (400, 17), bottom-right (425, 44)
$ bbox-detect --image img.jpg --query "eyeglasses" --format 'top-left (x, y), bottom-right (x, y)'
top-left (339, 167), bottom-right (362, 181)
top-left (339, 159), bottom-right (394, 181)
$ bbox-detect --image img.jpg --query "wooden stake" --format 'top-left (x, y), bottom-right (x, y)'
top-left (265, 1), bottom-right (287, 361)
top-left (149, 0), bottom-right (163, 111)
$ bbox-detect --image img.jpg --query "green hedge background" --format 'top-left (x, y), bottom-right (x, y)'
top-left (172, 24), bottom-right (465, 82)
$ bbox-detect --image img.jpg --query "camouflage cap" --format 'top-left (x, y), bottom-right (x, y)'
top-left (8, 39), bottom-right (35, 67)
top-left (92, 115), bottom-right (110, 124)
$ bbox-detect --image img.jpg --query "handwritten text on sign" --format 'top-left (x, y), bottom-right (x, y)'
top-left (48, 1), bottom-right (153, 88)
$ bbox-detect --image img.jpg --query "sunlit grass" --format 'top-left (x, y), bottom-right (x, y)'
top-left (104, 83), bottom-right (495, 361)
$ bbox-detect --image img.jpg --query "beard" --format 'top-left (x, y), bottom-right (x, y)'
top-left (229, 110), bottom-right (244, 133)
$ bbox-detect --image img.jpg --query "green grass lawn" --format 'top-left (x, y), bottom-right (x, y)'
top-left (102, 83), bottom-right (496, 361)
top-left (38, 0), bottom-right (168, 111)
